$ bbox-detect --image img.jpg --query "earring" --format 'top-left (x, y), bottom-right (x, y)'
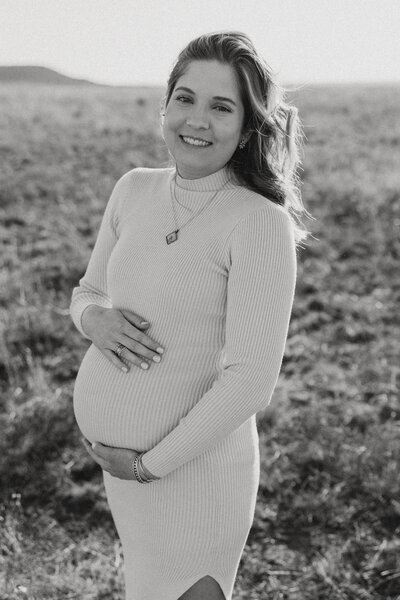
top-left (239, 138), bottom-right (246, 149)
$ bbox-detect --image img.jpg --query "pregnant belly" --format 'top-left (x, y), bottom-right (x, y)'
top-left (73, 344), bottom-right (211, 451)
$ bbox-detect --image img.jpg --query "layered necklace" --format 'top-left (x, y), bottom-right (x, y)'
top-left (166, 173), bottom-right (230, 245)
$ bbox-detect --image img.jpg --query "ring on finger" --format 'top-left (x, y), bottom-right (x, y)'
top-left (114, 342), bottom-right (126, 358)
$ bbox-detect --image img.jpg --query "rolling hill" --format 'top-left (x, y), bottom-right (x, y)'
top-left (0, 65), bottom-right (97, 85)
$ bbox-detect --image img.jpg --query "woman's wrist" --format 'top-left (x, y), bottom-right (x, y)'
top-left (139, 453), bottom-right (160, 481)
top-left (131, 452), bottom-right (160, 483)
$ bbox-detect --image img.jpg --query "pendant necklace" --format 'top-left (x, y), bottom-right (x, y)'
top-left (166, 174), bottom-right (230, 245)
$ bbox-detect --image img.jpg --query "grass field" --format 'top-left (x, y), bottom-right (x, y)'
top-left (0, 82), bottom-right (399, 599)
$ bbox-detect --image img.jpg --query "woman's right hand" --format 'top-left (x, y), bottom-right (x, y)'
top-left (81, 305), bottom-right (164, 372)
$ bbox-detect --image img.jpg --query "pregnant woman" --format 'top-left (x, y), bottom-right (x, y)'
top-left (70, 31), bottom-right (308, 600)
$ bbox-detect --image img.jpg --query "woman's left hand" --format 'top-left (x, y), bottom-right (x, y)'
top-left (82, 438), bottom-right (138, 480)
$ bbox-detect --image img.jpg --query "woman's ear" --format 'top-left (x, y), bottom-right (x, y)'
top-left (242, 130), bottom-right (251, 144)
top-left (238, 130), bottom-right (252, 150)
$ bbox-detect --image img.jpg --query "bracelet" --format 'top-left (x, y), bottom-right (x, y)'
top-left (132, 453), bottom-right (149, 483)
top-left (138, 453), bottom-right (159, 482)
top-left (132, 452), bottom-right (159, 483)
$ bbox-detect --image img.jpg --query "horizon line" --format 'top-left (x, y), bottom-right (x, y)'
top-left (1, 64), bottom-right (399, 88)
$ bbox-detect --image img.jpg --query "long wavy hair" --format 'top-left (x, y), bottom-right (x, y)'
top-left (163, 31), bottom-right (311, 246)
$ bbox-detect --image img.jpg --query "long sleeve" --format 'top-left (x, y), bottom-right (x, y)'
top-left (69, 173), bottom-right (129, 339)
top-left (142, 205), bottom-right (297, 479)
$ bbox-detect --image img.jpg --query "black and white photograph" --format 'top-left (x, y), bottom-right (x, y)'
top-left (1, 1), bottom-right (399, 599)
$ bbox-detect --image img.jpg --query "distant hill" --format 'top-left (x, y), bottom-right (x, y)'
top-left (0, 66), bottom-right (97, 85)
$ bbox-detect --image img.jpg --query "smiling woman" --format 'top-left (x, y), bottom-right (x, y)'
top-left (161, 60), bottom-right (248, 179)
top-left (70, 30), bottom-right (309, 600)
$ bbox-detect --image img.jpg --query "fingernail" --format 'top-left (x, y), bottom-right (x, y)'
top-left (153, 355), bottom-right (161, 363)
top-left (157, 347), bottom-right (164, 354)
top-left (141, 362), bottom-right (149, 370)
top-left (121, 366), bottom-right (128, 372)
top-left (141, 321), bottom-right (150, 326)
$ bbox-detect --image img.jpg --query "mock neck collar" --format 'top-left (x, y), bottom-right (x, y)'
top-left (174, 165), bottom-right (233, 192)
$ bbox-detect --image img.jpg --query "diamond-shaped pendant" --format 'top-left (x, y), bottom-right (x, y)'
top-left (166, 230), bottom-right (178, 244)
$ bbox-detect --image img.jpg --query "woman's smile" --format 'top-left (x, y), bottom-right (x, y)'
top-left (179, 135), bottom-right (213, 147)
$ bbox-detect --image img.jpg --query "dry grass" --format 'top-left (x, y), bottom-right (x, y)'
top-left (0, 82), bottom-right (399, 599)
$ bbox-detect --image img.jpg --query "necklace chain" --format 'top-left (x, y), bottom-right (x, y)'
top-left (166, 175), bottom-right (230, 245)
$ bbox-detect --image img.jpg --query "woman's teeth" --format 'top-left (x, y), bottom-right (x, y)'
top-left (181, 136), bottom-right (211, 147)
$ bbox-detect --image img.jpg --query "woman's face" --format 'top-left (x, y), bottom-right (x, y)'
top-left (162, 60), bottom-right (246, 179)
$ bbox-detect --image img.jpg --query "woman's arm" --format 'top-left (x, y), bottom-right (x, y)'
top-left (141, 205), bottom-right (297, 479)
top-left (69, 173), bottom-right (130, 339)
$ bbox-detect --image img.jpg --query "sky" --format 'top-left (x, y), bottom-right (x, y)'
top-left (0, 0), bottom-right (399, 86)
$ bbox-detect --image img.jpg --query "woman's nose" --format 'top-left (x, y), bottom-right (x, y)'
top-left (186, 107), bottom-right (209, 129)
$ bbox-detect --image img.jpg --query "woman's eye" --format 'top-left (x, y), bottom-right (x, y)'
top-left (176, 95), bottom-right (192, 103)
top-left (215, 105), bottom-right (232, 113)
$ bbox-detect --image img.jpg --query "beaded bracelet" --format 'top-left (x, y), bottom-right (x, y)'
top-left (132, 452), bottom-right (159, 483)
top-left (132, 453), bottom-right (149, 483)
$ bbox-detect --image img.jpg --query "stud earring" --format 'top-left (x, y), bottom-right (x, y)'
top-left (239, 139), bottom-right (246, 149)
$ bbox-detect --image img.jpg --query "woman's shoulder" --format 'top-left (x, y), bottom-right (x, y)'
top-left (223, 188), bottom-right (296, 266)
top-left (227, 183), bottom-right (291, 231)
top-left (107, 167), bottom-right (174, 222)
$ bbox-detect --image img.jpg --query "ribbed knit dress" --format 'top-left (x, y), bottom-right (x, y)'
top-left (70, 165), bottom-right (297, 600)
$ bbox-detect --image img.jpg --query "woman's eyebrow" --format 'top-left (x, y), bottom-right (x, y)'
top-left (174, 86), bottom-right (237, 106)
